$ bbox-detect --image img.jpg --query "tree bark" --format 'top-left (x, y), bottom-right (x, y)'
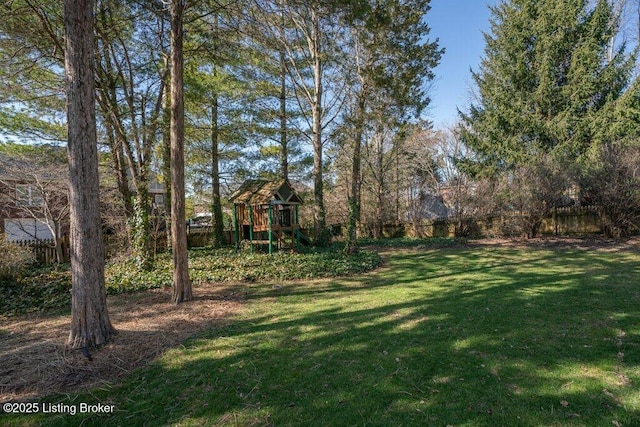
top-left (310, 6), bottom-right (326, 244)
top-left (279, 47), bottom-right (289, 180)
top-left (345, 90), bottom-right (366, 254)
top-left (64, 0), bottom-right (114, 349)
top-left (170, 0), bottom-right (192, 304)
top-left (210, 95), bottom-right (225, 247)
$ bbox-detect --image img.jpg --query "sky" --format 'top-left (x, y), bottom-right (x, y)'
top-left (427, 0), bottom-right (497, 129)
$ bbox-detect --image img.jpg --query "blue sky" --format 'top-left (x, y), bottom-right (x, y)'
top-left (427, 0), bottom-right (497, 129)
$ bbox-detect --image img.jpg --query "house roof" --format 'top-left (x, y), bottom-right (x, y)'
top-left (229, 179), bottom-right (303, 205)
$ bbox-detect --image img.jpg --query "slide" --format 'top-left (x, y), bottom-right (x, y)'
top-left (296, 230), bottom-right (312, 246)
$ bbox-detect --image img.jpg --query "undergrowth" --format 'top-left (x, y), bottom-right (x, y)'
top-left (0, 245), bottom-right (381, 317)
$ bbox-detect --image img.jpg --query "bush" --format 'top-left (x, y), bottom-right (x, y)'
top-left (581, 143), bottom-right (640, 238)
top-left (0, 239), bottom-right (36, 279)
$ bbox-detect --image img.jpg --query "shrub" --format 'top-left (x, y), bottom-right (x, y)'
top-left (581, 143), bottom-right (640, 238)
top-left (0, 238), bottom-right (36, 279)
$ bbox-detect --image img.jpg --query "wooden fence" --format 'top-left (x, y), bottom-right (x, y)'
top-left (13, 237), bottom-right (70, 264)
top-left (7, 205), bottom-right (621, 264)
top-left (418, 205), bottom-right (602, 238)
top-left (334, 205), bottom-right (607, 239)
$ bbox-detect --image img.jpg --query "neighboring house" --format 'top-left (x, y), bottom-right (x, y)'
top-left (149, 179), bottom-right (166, 211)
top-left (0, 150), bottom-right (69, 243)
top-left (0, 148), bottom-right (166, 243)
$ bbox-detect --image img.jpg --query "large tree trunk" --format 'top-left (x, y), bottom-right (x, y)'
top-left (64, 0), bottom-right (114, 349)
top-left (170, 0), bottom-right (192, 304)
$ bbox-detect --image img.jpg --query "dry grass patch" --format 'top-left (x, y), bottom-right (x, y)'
top-left (0, 283), bottom-right (244, 403)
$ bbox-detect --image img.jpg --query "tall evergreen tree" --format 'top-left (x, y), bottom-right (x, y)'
top-left (183, 2), bottom-right (247, 247)
top-left (459, 0), bottom-right (635, 236)
top-left (0, 1), bottom-right (66, 142)
top-left (461, 0), bottom-right (632, 169)
top-left (244, 1), bottom-right (307, 181)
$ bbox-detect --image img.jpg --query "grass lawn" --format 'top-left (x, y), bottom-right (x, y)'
top-left (4, 244), bottom-right (640, 426)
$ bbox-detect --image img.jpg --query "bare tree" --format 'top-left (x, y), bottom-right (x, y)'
top-left (582, 142), bottom-right (640, 237)
top-left (64, 0), bottom-right (115, 348)
top-left (94, 1), bottom-right (171, 269)
top-left (503, 155), bottom-right (570, 238)
top-left (170, 0), bottom-right (192, 304)
top-left (0, 153), bottom-right (69, 263)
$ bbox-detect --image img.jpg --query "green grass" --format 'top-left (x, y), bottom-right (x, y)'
top-left (5, 245), bottom-right (640, 426)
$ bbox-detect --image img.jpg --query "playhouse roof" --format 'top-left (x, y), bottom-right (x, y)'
top-left (229, 179), bottom-right (303, 205)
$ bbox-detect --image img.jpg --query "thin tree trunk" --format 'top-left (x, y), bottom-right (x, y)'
top-left (280, 48), bottom-right (289, 180)
top-left (311, 6), bottom-right (326, 243)
top-left (101, 115), bottom-right (134, 219)
top-left (374, 130), bottom-right (384, 239)
top-left (345, 92), bottom-right (366, 254)
top-left (162, 85), bottom-right (172, 246)
top-left (210, 96), bottom-right (225, 247)
top-left (64, 0), bottom-right (114, 349)
top-left (208, 13), bottom-right (224, 247)
top-left (170, 0), bottom-right (192, 304)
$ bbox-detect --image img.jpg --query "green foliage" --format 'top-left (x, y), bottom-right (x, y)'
top-left (105, 247), bottom-right (381, 293)
top-left (1, 247), bottom-right (381, 316)
top-left (104, 258), bottom-right (170, 294)
top-left (128, 197), bottom-right (153, 271)
top-left (0, 266), bottom-right (70, 316)
top-left (457, 0), bottom-right (638, 234)
top-left (0, 1), bottom-right (67, 142)
top-left (459, 0), bottom-right (634, 172)
top-left (0, 239), bottom-right (36, 279)
top-left (355, 0), bottom-right (444, 119)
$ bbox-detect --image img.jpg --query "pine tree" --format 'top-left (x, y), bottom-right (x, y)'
top-left (342, 0), bottom-right (443, 251)
top-left (170, 0), bottom-right (191, 304)
top-left (183, 3), bottom-right (248, 247)
top-left (462, 0), bottom-right (633, 167)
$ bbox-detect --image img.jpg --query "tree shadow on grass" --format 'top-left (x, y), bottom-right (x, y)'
top-left (0, 284), bottom-right (244, 405)
top-left (16, 247), bottom-right (640, 426)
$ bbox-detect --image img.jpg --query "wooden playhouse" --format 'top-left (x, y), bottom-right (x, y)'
top-left (229, 179), bottom-right (306, 253)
